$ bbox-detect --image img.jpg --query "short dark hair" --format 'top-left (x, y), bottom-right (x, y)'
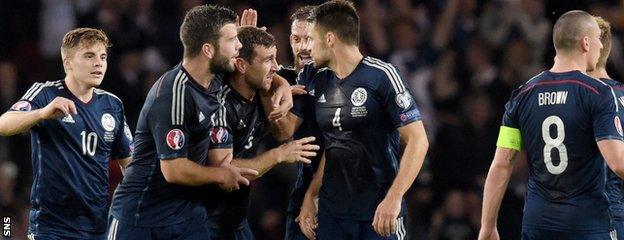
top-left (180, 5), bottom-right (237, 58)
top-left (61, 28), bottom-right (111, 58)
top-left (310, 0), bottom-right (359, 45)
top-left (552, 10), bottom-right (596, 52)
top-left (237, 26), bottom-right (276, 63)
top-left (290, 5), bottom-right (315, 22)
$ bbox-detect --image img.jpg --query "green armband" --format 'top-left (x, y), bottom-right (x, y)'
top-left (496, 126), bottom-right (522, 151)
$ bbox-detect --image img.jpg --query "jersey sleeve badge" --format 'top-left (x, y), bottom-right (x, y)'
top-left (166, 129), bottom-right (185, 150)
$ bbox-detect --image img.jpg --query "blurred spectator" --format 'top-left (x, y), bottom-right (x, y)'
top-left (429, 190), bottom-right (478, 240)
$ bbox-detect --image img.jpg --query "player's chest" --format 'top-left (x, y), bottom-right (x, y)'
top-left (231, 105), bottom-right (267, 151)
top-left (313, 80), bottom-right (382, 131)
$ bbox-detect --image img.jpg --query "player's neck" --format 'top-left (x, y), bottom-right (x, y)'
top-left (182, 57), bottom-right (215, 89)
top-left (230, 73), bottom-right (256, 101)
top-left (550, 53), bottom-right (587, 73)
top-left (588, 67), bottom-right (611, 80)
top-left (64, 75), bottom-right (94, 103)
top-left (330, 45), bottom-right (363, 79)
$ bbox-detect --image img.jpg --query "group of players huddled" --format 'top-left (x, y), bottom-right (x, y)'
top-left (0, 1), bottom-right (622, 240)
top-left (0, 1), bottom-right (428, 240)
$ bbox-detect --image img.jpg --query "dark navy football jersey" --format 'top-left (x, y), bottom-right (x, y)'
top-left (502, 71), bottom-right (623, 232)
top-left (7, 80), bottom-right (132, 237)
top-left (203, 83), bottom-right (270, 230)
top-left (308, 57), bottom-right (421, 220)
top-left (602, 78), bottom-right (624, 222)
top-left (278, 65), bottom-right (298, 85)
top-left (286, 63), bottom-right (325, 213)
top-left (110, 64), bottom-right (223, 227)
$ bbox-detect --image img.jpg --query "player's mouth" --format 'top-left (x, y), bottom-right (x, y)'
top-left (298, 53), bottom-right (312, 64)
top-left (91, 71), bottom-right (103, 77)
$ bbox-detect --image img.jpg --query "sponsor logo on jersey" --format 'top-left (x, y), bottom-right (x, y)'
top-left (210, 127), bottom-right (229, 144)
top-left (62, 114), bottom-right (75, 123)
top-left (10, 100), bottom-right (31, 112)
top-left (318, 94), bottom-right (326, 103)
top-left (166, 129), bottom-right (185, 150)
top-left (309, 89), bottom-right (315, 96)
top-left (395, 91), bottom-right (412, 109)
top-left (101, 113), bottom-right (116, 131)
top-left (351, 88), bottom-right (367, 107)
top-left (237, 119), bottom-right (246, 130)
top-left (619, 96), bottom-right (624, 108)
top-left (615, 116), bottom-right (623, 137)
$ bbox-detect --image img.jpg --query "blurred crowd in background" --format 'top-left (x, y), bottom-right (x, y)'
top-left (0, 0), bottom-right (623, 239)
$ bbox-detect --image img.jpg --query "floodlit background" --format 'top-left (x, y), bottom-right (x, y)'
top-left (0, 0), bottom-right (622, 239)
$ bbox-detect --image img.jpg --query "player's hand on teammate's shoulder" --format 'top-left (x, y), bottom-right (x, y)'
top-left (276, 136), bottom-right (319, 164)
top-left (297, 194), bottom-right (318, 240)
top-left (267, 77), bottom-right (294, 121)
top-left (372, 193), bottom-right (402, 237)
top-left (216, 153), bottom-right (258, 192)
top-left (38, 96), bottom-right (77, 120)
top-left (291, 84), bottom-right (307, 96)
top-left (477, 227), bottom-right (500, 240)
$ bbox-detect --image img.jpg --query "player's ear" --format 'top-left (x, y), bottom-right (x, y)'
top-left (326, 32), bottom-right (334, 47)
top-left (234, 58), bottom-right (247, 73)
top-left (202, 43), bottom-right (215, 59)
top-left (581, 36), bottom-right (590, 53)
top-left (61, 51), bottom-right (72, 72)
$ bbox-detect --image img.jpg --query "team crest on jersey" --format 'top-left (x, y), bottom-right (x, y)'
top-left (615, 116), bottom-right (623, 137)
top-left (351, 88), bottom-right (367, 107)
top-left (11, 100), bottom-right (31, 111)
top-left (395, 91), bottom-right (412, 110)
top-left (101, 113), bottom-right (116, 132)
top-left (210, 127), bottom-right (229, 144)
top-left (166, 129), bottom-right (185, 150)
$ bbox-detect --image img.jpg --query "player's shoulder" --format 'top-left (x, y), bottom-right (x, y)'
top-left (361, 56), bottom-right (407, 92)
top-left (156, 64), bottom-right (191, 97)
top-left (94, 88), bottom-right (124, 108)
top-left (20, 79), bottom-right (64, 101)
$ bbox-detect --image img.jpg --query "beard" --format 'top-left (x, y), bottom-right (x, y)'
top-left (210, 51), bottom-right (235, 74)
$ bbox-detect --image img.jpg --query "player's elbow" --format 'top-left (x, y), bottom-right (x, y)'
top-left (609, 162), bottom-right (624, 179)
top-left (160, 161), bottom-right (182, 184)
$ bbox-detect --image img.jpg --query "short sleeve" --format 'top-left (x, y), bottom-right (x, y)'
top-left (501, 94), bottom-right (520, 129)
top-left (111, 108), bottom-right (133, 160)
top-left (497, 90), bottom-right (522, 150)
top-left (7, 82), bottom-right (51, 112)
top-left (208, 99), bottom-right (233, 149)
top-left (378, 64), bottom-right (421, 128)
top-left (593, 87), bottom-right (624, 142)
top-left (149, 88), bottom-right (193, 160)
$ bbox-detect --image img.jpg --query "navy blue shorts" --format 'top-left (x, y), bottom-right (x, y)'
top-left (206, 220), bottom-right (254, 240)
top-left (316, 212), bottom-right (407, 240)
top-left (522, 228), bottom-right (617, 240)
top-left (285, 211), bottom-right (307, 240)
top-left (107, 215), bottom-right (210, 240)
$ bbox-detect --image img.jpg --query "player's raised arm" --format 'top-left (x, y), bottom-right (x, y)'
top-left (260, 74), bottom-right (298, 141)
top-left (0, 95), bottom-right (77, 136)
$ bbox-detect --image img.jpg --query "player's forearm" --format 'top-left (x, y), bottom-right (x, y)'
top-left (480, 148), bottom-right (517, 229)
top-left (0, 110), bottom-right (43, 136)
top-left (267, 113), bottom-right (297, 142)
top-left (386, 133), bottom-right (429, 199)
top-left (232, 149), bottom-right (280, 180)
top-left (304, 154), bottom-right (325, 199)
top-left (160, 158), bottom-right (225, 186)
